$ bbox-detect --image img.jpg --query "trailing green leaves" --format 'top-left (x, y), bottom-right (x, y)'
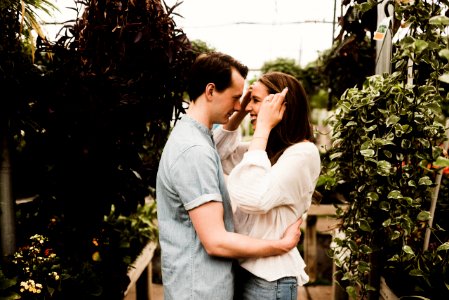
top-left (324, 1), bottom-right (449, 298)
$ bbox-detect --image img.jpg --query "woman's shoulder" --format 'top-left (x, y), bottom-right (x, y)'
top-left (286, 140), bottom-right (320, 154)
top-left (280, 142), bottom-right (321, 166)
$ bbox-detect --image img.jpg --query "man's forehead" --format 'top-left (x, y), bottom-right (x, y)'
top-left (230, 69), bottom-right (245, 89)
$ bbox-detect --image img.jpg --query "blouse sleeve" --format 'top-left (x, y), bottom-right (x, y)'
top-left (227, 142), bottom-right (321, 216)
top-left (213, 126), bottom-right (249, 176)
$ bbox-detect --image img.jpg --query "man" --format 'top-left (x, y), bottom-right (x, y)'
top-left (156, 52), bottom-right (302, 300)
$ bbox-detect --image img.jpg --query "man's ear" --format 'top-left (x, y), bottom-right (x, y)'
top-left (205, 83), bottom-right (215, 101)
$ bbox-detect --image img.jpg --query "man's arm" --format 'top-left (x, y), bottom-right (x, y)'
top-left (189, 201), bottom-right (302, 258)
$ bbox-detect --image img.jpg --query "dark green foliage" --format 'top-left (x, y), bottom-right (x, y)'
top-left (2, 0), bottom-right (195, 298)
top-left (14, 0), bottom-right (195, 230)
top-left (320, 0), bottom-right (377, 110)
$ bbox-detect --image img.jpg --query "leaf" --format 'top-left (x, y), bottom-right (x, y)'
top-left (346, 121), bottom-right (358, 126)
top-left (388, 190), bottom-right (402, 199)
top-left (346, 286), bottom-right (357, 299)
top-left (386, 115), bottom-right (400, 126)
top-left (413, 39), bottom-right (428, 53)
top-left (391, 230), bottom-right (401, 240)
top-left (439, 49), bottom-right (449, 61)
top-left (409, 269), bottom-right (425, 276)
top-left (437, 242), bottom-right (449, 251)
top-left (365, 124), bottom-right (377, 132)
top-left (358, 219), bottom-right (372, 232)
top-left (330, 152), bottom-right (343, 160)
top-left (408, 180), bottom-right (416, 187)
top-left (403, 197), bottom-right (413, 205)
top-left (403, 245), bottom-right (415, 256)
top-left (429, 15), bottom-right (449, 26)
top-left (367, 192), bottom-right (379, 201)
top-left (357, 261), bottom-right (371, 273)
top-left (348, 240), bottom-right (358, 251)
top-left (388, 254), bottom-right (400, 261)
top-left (379, 201), bottom-right (390, 211)
top-left (434, 157), bottom-right (449, 168)
top-left (418, 176), bottom-right (433, 186)
top-left (374, 139), bottom-right (395, 147)
top-left (417, 138), bottom-right (430, 148)
top-left (417, 211), bottom-right (431, 221)
top-left (360, 244), bottom-right (373, 254)
top-left (439, 73), bottom-right (449, 84)
top-left (383, 149), bottom-right (392, 158)
top-left (382, 218), bottom-right (391, 226)
top-left (401, 139), bottom-right (411, 149)
top-left (377, 160), bottom-right (392, 176)
top-left (361, 149), bottom-right (375, 157)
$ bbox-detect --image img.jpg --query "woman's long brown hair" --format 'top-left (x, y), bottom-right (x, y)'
top-left (257, 72), bottom-right (313, 164)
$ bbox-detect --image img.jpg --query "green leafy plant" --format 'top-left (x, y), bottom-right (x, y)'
top-left (322, 0), bottom-right (449, 298)
top-left (2, 201), bottom-right (157, 300)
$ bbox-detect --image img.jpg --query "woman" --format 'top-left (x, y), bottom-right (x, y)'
top-left (214, 72), bottom-right (321, 300)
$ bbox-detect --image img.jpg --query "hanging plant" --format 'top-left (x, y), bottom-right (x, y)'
top-left (322, 0), bottom-right (449, 298)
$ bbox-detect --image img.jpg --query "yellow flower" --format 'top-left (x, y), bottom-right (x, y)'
top-left (92, 251), bottom-right (101, 262)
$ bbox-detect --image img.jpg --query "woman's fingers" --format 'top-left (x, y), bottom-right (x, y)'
top-left (273, 87), bottom-right (288, 106)
top-left (265, 87), bottom-right (287, 102)
top-left (256, 87), bottom-right (288, 130)
top-left (264, 87), bottom-right (288, 114)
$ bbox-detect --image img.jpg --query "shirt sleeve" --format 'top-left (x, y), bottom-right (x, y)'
top-left (170, 145), bottom-right (222, 211)
top-left (213, 126), bottom-right (249, 175)
top-left (227, 143), bottom-right (321, 216)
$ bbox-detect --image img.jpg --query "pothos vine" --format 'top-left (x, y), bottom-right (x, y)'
top-left (321, 0), bottom-right (449, 298)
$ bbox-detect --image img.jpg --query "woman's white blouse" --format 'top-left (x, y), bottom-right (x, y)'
top-left (214, 126), bottom-right (321, 284)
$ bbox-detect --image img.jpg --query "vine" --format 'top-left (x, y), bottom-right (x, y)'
top-left (322, 0), bottom-right (449, 298)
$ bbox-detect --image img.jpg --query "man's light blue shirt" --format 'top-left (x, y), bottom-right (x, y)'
top-left (156, 115), bottom-right (235, 300)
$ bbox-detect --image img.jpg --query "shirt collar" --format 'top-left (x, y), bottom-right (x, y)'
top-left (181, 114), bottom-right (214, 138)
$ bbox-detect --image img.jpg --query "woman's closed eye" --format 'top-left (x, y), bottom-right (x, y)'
top-left (251, 96), bottom-right (262, 103)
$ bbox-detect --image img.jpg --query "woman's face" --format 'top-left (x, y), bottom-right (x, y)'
top-left (246, 81), bottom-right (269, 130)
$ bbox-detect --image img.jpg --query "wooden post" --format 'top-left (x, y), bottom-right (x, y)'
top-left (0, 133), bottom-right (16, 257)
top-left (424, 117), bottom-right (449, 251)
top-left (124, 242), bottom-right (157, 300)
top-left (304, 204), bottom-right (343, 283)
top-left (136, 263), bottom-right (153, 300)
top-left (304, 215), bottom-right (318, 282)
top-left (379, 277), bottom-right (399, 300)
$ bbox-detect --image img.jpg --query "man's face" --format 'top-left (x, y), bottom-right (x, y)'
top-left (211, 68), bottom-right (245, 125)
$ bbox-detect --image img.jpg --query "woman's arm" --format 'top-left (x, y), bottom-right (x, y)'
top-left (223, 86), bottom-right (252, 131)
